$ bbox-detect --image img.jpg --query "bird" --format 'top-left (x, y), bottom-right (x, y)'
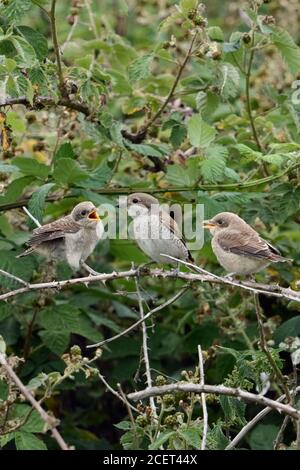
top-left (119, 193), bottom-right (194, 266)
top-left (17, 201), bottom-right (104, 271)
top-left (203, 212), bottom-right (290, 276)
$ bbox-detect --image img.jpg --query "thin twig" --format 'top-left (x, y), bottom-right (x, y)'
top-left (273, 415), bottom-right (290, 450)
top-left (135, 278), bottom-right (157, 419)
top-left (127, 383), bottom-right (300, 420)
top-left (0, 353), bottom-right (70, 450)
top-left (245, 33), bottom-right (262, 152)
top-left (87, 286), bottom-right (189, 348)
top-left (0, 269), bottom-right (28, 287)
top-left (96, 370), bottom-right (139, 413)
top-left (225, 386), bottom-right (300, 450)
top-left (1, 161), bottom-right (300, 213)
top-left (22, 206), bottom-right (41, 227)
top-left (50, 0), bottom-right (65, 95)
top-left (123, 32), bottom-right (198, 142)
top-left (198, 345), bottom-right (208, 451)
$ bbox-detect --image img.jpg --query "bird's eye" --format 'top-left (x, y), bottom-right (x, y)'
top-left (217, 219), bottom-right (224, 225)
top-left (81, 210), bottom-right (88, 216)
top-left (132, 198), bottom-right (139, 204)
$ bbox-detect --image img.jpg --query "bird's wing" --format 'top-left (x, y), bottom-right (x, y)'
top-left (27, 216), bottom-right (81, 247)
top-left (217, 229), bottom-right (279, 260)
top-left (160, 211), bottom-right (194, 262)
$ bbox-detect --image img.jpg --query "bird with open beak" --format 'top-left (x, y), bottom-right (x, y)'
top-left (119, 193), bottom-right (193, 266)
top-left (18, 201), bottom-right (103, 271)
top-left (203, 212), bottom-right (290, 276)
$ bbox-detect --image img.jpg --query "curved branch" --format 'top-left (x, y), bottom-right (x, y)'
top-left (127, 383), bottom-right (300, 421)
top-left (1, 267), bottom-right (300, 306)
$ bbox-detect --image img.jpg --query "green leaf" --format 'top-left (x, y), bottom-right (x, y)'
top-left (187, 114), bottom-right (216, 148)
top-left (180, 0), bottom-right (197, 14)
top-left (39, 305), bottom-right (80, 333)
top-left (15, 432), bottom-right (47, 450)
top-left (12, 157), bottom-right (50, 178)
top-left (17, 26), bottom-right (48, 61)
top-left (219, 396), bottom-right (246, 426)
top-left (235, 143), bottom-right (262, 160)
top-left (53, 158), bottom-right (89, 186)
top-left (0, 163), bottom-right (18, 174)
top-left (0, 176), bottom-right (35, 204)
top-left (200, 157), bottom-right (226, 182)
top-left (177, 427), bottom-right (202, 449)
top-left (54, 142), bottom-right (76, 161)
top-left (271, 28), bottom-right (300, 75)
top-left (11, 35), bottom-right (36, 67)
top-left (2, 0), bottom-right (32, 22)
top-left (220, 63), bottom-right (240, 99)
top-left (149, 431), bottom-right (175, 450)
top-left (166, 164), bottom-right (194, 186)
top-left (114, 421), bottom-right (132, 431)
top-left (0, 250), bottom-right (35, 288)
top-left (0, 379), bottom-right (9, 401)
top-left (28, 183), bottom-right (55, 223)
top-left (39, 330), bottom-right (70, 355)
top-left (207, 26), bottom-right (224, 42)
top-left (128, 142), bottom-right (170, 157)
top-left (274, 317), bottom-right (300, 344)
top-left (248, 424), bottom-right (279, 450)
top-left (128, 53), bottom-right (153, 83)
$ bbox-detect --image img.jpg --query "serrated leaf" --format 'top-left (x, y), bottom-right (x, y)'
top-left (114, 421), bottom-right (132, 431)
top-left (149, 431), bottom-right (175, 450)
top-left (128, 53), bottom-right (153, 83)
top-left (2, 0), bottom-right (31, 22)
top-left (54, 142), bottom-right (75, 161)
top-left (220, 63), bottom-right (240, 99)
top-left (28, 183), bottom-right (55, 223)
top-left (177, 427), bottom-right (202, 449)
top-left (235, 143), bottom-right (262, 160)
top-left (0, 176), bottom-right (34, 204)
top-left (12, 157), bottom-right (50, 178)
top-left (15, 432), bottom-right (47, 450)
top-left (39, 330), bottom-right (70, 355)
top-left (127, 142), bottom-right (170, 157)
top-left (17, 26), bottom-right (48, 61)
top-left (271, 27), bottom-right (300, 75)
top-left (53, 158), bottom-right (89, 186)
top-left (0, 250), bottom-right (35, 288)
top-left (187, 114), bottom-right (216, 148)
top-left (11, 35), bottom-right (36, 67)
top-left (200, 157), bottom-right (226, 182)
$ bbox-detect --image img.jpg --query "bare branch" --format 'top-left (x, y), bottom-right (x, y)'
top-left (50, 0), bottom-right (65, 95)
top-left (127, 383), bottom-right (300, 420)
top-left (135, 278), bottom-right (157, 419)
top-left (198, 345), bottom-right (208, 451)
top-left (2, 267), bottom-right (300, 309)
top-left (0, 353), bottom-right (71, 450)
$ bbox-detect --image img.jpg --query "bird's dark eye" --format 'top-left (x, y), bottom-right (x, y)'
top-left (217, 219), bottom-right (224, 225)
top-left (132, 198), bottom-right (139, 204)
top-left (81, 210), bottom-right (88, 216)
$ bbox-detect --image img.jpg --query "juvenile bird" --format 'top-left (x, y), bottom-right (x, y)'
top-left (120, 193), bottom-right (193, 266)
top-left (203, 212), bottom-right (289, 276)
top-left (18, 201), bottom-right (103, 271)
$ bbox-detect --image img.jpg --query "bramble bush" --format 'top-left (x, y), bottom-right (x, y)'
top-left (0, 0), bottom-right (300, 451)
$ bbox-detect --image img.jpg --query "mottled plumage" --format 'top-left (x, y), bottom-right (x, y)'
top-left (18, 201), bottom-right (103, 270)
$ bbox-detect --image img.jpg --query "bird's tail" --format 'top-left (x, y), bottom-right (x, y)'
top-left (16, 247), bottom-right (35, 258)
top-left (270, 253), bottom-right (292, 263)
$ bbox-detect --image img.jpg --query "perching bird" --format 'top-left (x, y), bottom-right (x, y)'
top-left (120, 193), bottom-right (193, 265)
top-left (203, 212), bottom-right (290, 276)
top-left (18, 201), bottom-right (104, 271)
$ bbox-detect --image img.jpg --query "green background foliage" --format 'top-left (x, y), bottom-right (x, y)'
top-left (0, 0), bottom-right (300, 450)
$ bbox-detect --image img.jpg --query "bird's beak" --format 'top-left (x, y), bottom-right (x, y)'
top-left (88, 209), bottom-right (100, 221)
top-left (203, 220), bottom-right (216, 229)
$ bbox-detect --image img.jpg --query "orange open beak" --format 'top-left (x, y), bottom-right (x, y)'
top-left (203, 220), bottom-right (216, 229)
top-left (88, 210), bottom-right (100, 221)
